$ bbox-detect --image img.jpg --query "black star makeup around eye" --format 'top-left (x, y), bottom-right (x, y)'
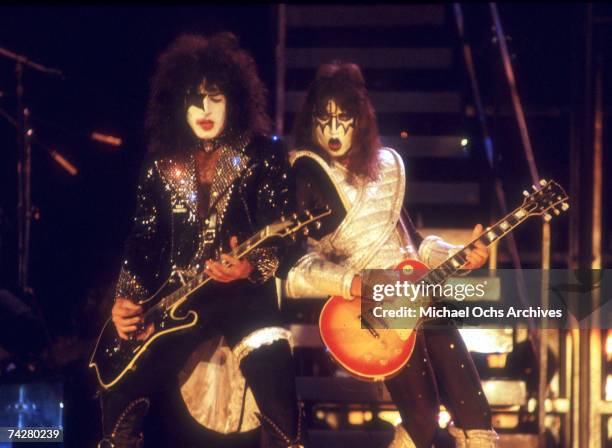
top-left (185, 78), bottom-right (227, 141)
top-left (313, 98), bottom-right (355, 157)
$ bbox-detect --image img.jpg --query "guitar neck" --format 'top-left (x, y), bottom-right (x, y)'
top-left (153, 227), bottom-right (270, 313)
top-left (422, 205), bottom-right (532, 286)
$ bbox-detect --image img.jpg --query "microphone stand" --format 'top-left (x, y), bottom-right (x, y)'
top-left (0, 46), bottom-right (65, 297)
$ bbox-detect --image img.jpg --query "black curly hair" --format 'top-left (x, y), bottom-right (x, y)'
top-left (145, 32), bottom-right (271, 155)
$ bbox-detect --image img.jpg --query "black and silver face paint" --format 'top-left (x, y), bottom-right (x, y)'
top-left (314, 98), bottom-right (355, 157)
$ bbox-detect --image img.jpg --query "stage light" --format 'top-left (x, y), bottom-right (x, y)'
top-left (348, 411), bottom-right (364, 425)
top-left (486, 353), bottom-right (508, 368)
top-left (400, 131), bottom-right (408, 139)
top-left (459, 328), bottom-right (514, 353)
top-left (528, 398), bottom-right (537, 413)
top-left (378, 410), bottom-right (402, 426)
top-left (438, 407), bottom-right (451, 428)
top-left (606, 375), bottom-right (612, 401)
top-left (272, 135), bottom-right (279, 141)
top-left (325, 412), bottom-right (339, 430)
top-left (605, 330), bottom-right (612, 361)
top-left (461, 138), bottom-right (469, 147)
top-left (91, 132), bottom-right (122, 147)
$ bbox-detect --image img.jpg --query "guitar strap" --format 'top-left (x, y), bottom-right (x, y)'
top-left (199, 180), bottom-right (232, 260)
top-left (399, 206), bottom-right (424, 249)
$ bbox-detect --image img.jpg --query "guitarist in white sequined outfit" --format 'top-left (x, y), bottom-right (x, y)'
top-left (284, 62), bottom-right (499, 448)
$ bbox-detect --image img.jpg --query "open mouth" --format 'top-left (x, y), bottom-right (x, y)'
top-left (328, 138), bottom-right (342, 152)
top-left (197, 119), bottom-right (214, 131)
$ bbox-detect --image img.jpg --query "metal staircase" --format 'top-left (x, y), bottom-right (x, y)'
top-left (277, 3), bottom-right (482, 229)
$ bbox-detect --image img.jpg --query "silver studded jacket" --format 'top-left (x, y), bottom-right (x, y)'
top-left (115, 135), bottom-right (294, 304)
top-left (284, 147), bottom-right (463, 299)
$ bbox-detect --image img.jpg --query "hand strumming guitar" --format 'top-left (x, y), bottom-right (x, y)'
top-left (111, 298), bottom-right (153, 341)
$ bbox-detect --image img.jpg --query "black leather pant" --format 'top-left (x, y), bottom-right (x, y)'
top-left (98, 339), bottom-right (302, 448)
top-left (385, 324), bottom-right (492, 448)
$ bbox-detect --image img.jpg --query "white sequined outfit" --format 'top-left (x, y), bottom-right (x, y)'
top-left (284, 147), bottom-right (461, 300)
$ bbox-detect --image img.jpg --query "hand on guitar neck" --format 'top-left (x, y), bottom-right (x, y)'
top-left (462, 224), bottom-right (489, 270)
top-left (347, 223), bottom-right (489, 300)
top-left (205, 236), bottom-right (254, 282)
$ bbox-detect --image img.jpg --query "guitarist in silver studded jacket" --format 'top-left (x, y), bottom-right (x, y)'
top-left (284, 61), bottom-right (498, 448)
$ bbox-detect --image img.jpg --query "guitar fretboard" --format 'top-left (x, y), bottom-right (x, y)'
top-left (145, 228), bottom-right (268, 318)
top-left (422, 205), bottom-right (532, 287)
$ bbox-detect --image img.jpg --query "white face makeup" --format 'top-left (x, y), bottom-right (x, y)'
top-left (314, 98), bottom-right (355, 158)
top-left (186, 79), bottom-right (227, 140)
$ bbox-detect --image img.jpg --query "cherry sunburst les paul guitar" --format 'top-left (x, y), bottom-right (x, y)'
top-left (319, 179), bottom-right (569, 381)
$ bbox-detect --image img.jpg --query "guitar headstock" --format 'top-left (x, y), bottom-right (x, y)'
top-left (265, 207), bottom-right (332, 239)
top-left (521, 179), bottom-right (569, 221)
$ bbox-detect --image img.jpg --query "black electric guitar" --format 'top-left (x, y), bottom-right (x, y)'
top-left (89, 208), bottom-right (331, 389)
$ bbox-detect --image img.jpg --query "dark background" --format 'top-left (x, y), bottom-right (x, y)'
top-left (0, 4), bottom-right (610, 446)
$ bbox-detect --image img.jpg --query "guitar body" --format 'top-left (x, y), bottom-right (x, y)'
top-left (89, 279), bottom-right (198, 390)
top-left (318, 179), bottom-right (570, 381)
top-left (319, 259), bottom-right (428, 381)
top-left (88, 207), bottom-right (332, 390)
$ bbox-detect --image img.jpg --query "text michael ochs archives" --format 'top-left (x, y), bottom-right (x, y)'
top-left (356, 268), bottom-right (601, 330)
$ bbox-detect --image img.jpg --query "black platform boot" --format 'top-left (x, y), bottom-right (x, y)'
top-left (98, 396), bottom-right (150, 448)
top-left (239, 339), bottom-right (305, 447)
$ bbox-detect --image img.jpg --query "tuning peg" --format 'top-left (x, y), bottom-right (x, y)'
top-left (523, 190), bottom-right (530, 197)
top-left (544, 213), bottom-right (552, 222)
top-left (314, 221), bottom-right (322, 230)
top-left (532, 185), bottom-right (538, 191)
top-left (539, 179), bottom-right (547, 186)
top-left (561, 203), bottom-right (569, 211)
top-left (553, 209), bottom-right (560, 216)
top-left (291, 213), bottom-right (298, 220)
top-left (302, 227), bottom-right (310, 236)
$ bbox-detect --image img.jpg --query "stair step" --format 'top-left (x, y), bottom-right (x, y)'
top-left (286, 5), bottom-right (445, 28)
top-left (380, 135), bottom-right (469, 158)
top-left (483, 380), bottom-right (527, 406)
top-left (307, 429), bottom-right (393, 448)
top-left (498, 434), bottom-right (539, 447)
top-left (285, 90), bottom-right (462, 114)
top-left (297, 377), bottom-right (393, 403)
top-left (286, 25), bottom-right (456, 48)
top-left (406, 182), bottom-right (479, 204)
top-left (306, 430), bottom-right (539, 448)
top-left (285, 68), bottom-right (461, 91)
top-left (297, 376), bottom-right (529, 407)
top-left (285, 47), bottom-right (453, 70)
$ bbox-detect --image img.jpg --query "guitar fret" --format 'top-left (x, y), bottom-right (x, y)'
top-left (485, 229), bottom-right (498, 243)
top-left (513, 209), bottom-right (527, 219)
top-left (427, 270), bottom-right (442, 284)
top-left (439, 264), bottom-right (451, 278)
